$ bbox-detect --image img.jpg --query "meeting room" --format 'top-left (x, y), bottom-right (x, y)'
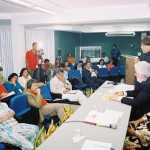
top-left (0, 0), bottom-right (150, 150)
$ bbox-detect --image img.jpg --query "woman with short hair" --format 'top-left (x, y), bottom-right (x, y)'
top-left (0, 102), bottom-right (39, 150)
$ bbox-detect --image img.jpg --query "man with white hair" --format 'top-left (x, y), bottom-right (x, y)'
top-left (50, 69), bottom-right (87, 105)
top-left (110, 61), bottom-right (150, 120)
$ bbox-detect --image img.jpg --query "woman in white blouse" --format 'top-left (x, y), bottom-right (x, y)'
top-left (18, 68), bottom-right (44, 88)
top-left (97, 59), bottom-right (107, 68)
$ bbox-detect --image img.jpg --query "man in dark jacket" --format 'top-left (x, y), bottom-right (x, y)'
top-left (110, 61), bottom-right (150, 120)
top-left (82, 61), bottom-right (104, 90)
top-left (135, 36), bottom-right (150, 91)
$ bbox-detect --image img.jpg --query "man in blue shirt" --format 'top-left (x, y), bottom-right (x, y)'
top-left (111, 44), bottom-right (120, 66)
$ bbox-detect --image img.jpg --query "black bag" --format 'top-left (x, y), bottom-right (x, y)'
top-left (69, 77), bottom-right (83, 85)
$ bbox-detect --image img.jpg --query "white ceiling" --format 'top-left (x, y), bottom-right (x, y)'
top-left (48, 0), bottom-right (148, 9)
top-left (0, 0), bottom-right (34, 13)
top-left (0, 0), bottom-right (150, 33)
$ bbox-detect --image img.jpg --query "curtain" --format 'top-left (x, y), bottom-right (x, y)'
top-left (0, 24), bottom-right (13, 79)
top-left (25, 29), bottom-right (55, 63)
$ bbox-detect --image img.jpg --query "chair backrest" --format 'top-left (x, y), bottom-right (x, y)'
top-left (0, 143), bottom-right (5, 150)
top-left (97, 68), bottom-right (109, 78)
top-left (120, 66), bottom-right (126, 76)
top-left (40, 85), bottom-right (52, 100)
top-left (46, 81), bottom-right (51, 92)
top-left (68, 70), bottom-right (82, 79)
top-left (10, 94), bottom-right (31, 117)
top-left (109, 66), bottom-right (119, 76)
top-left (53, 70), bottom-right (56, 77)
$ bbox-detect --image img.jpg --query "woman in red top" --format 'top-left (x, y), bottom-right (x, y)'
top-left (0, 75), bottom-right (8, 99)
top-left (107, 59), bottom-right (114, 71)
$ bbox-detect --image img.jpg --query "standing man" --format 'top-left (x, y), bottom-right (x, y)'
top-left (111, 44), bottom-right (120, 66)
top-left (26, 42), bottom-right (43, 78)
top-left (134, 36), bottom-right (150, 91)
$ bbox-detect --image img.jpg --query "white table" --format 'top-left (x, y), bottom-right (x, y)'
top-left (38, 81), bottom-right (131, 150)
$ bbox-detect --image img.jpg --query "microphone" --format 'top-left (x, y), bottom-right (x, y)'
top-left (130, 42), bottom-right (140, 47)
top-left (137, 52), bottom-right (141, 59)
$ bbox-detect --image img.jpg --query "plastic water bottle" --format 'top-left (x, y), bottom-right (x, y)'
top-left (74, 127), bottom-right (81, 138)
top-left (120, 78), bottom-right (125, 84)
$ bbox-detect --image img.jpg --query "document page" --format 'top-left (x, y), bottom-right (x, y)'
top-left (81, 140), bottom-right (112, 150)
top-left (84, 111), bottom-right (119, 127)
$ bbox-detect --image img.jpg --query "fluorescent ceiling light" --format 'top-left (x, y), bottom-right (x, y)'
top-left (105, 32), bottom-right (135, 37)
top-left (33, 7), bottom-right (56, 15)
top-left (4, 0), bottom-right (56, 15)
top-left (5, 0), bottom-right (33, 7)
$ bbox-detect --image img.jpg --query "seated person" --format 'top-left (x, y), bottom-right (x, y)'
top-left (53, 58), bottom-right (60, 70)
top-left (60, 63), bottom-right (69, 80)
top-left (97, 59), bottom-right (107, 68)
top-left (0, 102), bottom-right (39, 150)
top-left (74, 60), bottom-right (83, 75)
top-left (124, 112), bottom-right (150, 150)
top-left (0, 75), bottom-right (15, 106)
top-left (64, 61), bottom-right (71, 72)
top-left (82, 61), bottom-right (104, 90)
top-left (60, 63), bottom-right (72, 90)
top-left (86, 58), bottom-right (91, 63)
top-left (3, 73), bottom-right (24, 95)
top-left (110, 61), bottom-right (150, 120)
top-left (18, 68), bottom-right (44, 88)
top-left (67, 52), bottom-right (75, 65)
top-left (24, 79), bottom-right (67, 123)
top-left (42, 59), bottom-right (54, 82)
top-left (0, 75), bottom-right (8, 99)
top-left (50, 69), bottom-right (87, 105)
top-left (107, 59), bottom-right (114, 71)
top-left (101, 52), bottom-right (109, 63)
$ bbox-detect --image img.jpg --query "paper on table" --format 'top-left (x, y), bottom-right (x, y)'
top-left (114, 84), bottom-right (134, 92)
top-left (67, 90), bottom-right (78, 94)
top-left (72, 136), bottom-right (85, 144)
top-left (1, 91), bottom-right (15, 99)
top-left (104, 109), bottom-right (123, 118)
top-left (81, 140), bottom-right (112, 150)
top-left (102, 94), bottom-right (111, 100)
top-left (102, 94), bottom-right (124, 100)
top-left (84, 111), bottom-right (118, 127)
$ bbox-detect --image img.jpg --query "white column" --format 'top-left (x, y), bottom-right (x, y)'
top-left (11, 19), bottom-right (26, 75)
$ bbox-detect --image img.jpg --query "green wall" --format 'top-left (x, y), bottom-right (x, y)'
top-left (81, 32), bottom-right (142, 58)
top-left (55, 31), bottom-right (150, 64)
top-left (54, 31), bottom-right (80, 62)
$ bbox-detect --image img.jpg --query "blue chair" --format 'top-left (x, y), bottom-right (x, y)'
top-left (109, 67), bottom-right (119, 76)
top-left (40, 85), bottom-right (53, 102)
top-left (40, 84), bottom-right (64, 122)
top-left (0, 143), bottom-right (5, 150)
top-left (69, 62), bottom-right (77, 70)
top-left (97, 68), bottom-right (109, 78)
top-left (120, 66), bottom-right (126, 76)
top-left (53, 70), bottom-right (56, 77)
top-left (46, 81), bottom-right (51, 91)
top-left (10, 94), bottom-right (31, 118)
top-left (68, 70), bottom-right (87, 90)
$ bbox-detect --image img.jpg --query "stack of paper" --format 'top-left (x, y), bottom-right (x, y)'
top-left (1, 91), bottom-right (15, 99)
top-left (67, 90), bottom-right (78, 94)
top-left (104, 109), bottom-right (123, 118)
top-left (81, 140), bottom-right (113, 150)
top-left (113, 84), bottom-right (134, 92)
top-left (84, 110), bottom-right (123, 128)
